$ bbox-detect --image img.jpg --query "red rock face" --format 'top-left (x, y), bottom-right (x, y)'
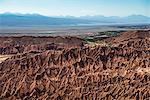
top-left (0, 30), bottom-right (150, 99)
top-left (0, 36), bottom-right (84, 54)
top-left (106, 30), bottom-right (150, 50)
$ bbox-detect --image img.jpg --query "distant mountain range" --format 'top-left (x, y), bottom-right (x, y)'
top-left (78, 15), bottom-right (150, 23)
top-left (0, 13), bottom-right (150, 27)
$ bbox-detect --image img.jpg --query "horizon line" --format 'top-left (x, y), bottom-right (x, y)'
top-left (1, 12), bottom-right (150, 18)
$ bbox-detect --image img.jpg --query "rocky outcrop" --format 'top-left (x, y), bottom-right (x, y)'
top-left (0, 36), bottom-right (84, 54)
top-left (106, 30), bottom-right (150, 50)
top-left (0, 30), bottom-right (150, 99)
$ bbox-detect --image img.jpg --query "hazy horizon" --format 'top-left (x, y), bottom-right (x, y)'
top-left (0, 0), bottom-right (149, 17)
top-left (1, 12), bottom-right (150, 18)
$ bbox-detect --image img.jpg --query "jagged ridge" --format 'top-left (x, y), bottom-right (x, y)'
top-left (0, 30), bottom-right (150, 99)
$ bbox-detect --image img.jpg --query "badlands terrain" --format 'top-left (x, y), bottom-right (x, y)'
top-left (0, 30), bottom-right (150, 99)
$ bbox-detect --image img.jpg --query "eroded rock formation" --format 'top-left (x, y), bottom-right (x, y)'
top-left (0, 30), bottom-right (150, 99)
top-left (0, 36), bottom-right (84, 54)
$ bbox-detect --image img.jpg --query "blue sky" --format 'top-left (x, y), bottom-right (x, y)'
top-left (0, 0), bottom-right (149, 17)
